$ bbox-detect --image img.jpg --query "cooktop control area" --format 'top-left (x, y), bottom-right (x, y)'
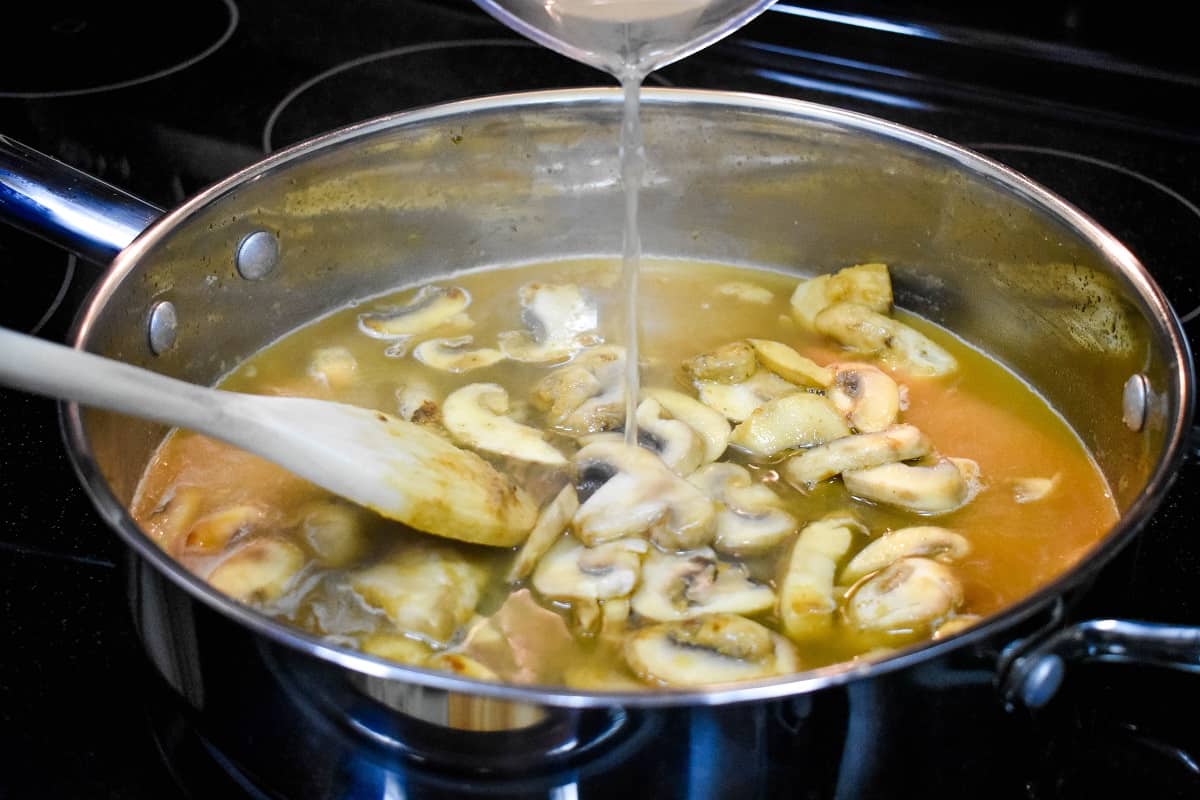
top-left (1, 1), bottom-right (1198, 798)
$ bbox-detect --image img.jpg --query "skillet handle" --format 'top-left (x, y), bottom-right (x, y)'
top-left (1002, 619), bottom-right (1200, 709)
top-left (0, 135), bottom-right (162, 265)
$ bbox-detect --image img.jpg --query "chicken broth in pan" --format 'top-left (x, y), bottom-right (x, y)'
top-left (132, 259), bottom-right (1116, 688)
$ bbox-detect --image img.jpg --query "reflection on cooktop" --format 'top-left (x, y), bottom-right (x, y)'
top-left (0, 0), bottom-right (238, 98)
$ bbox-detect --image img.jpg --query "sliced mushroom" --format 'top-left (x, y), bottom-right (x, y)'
top-left (747, 339), bottom-right (833, 387)
top-left (827, 362), bottom-right (901, 432)
top-left (307, 347), bottom-right (357, 390)
top-left (688, 462), bottom-right (796, 555)
top-left (716, 282), bottom-right (775, 304)
top-left (728, 393), bottom-right (851, 458)
top-left (624, 614), bottom-right (799, 687)
top-left (696, 370), bottom-right (799, 423)
top-left (778, 515), bottom-right (863, 641)
top-left (413, 336), bottom-right (506, 373)
top-left (531, 535), bottom-right (647, 600)
top-left (1012, 474), bottom-right (1059, 504)
top-left (151, 485), bottom-right (205, 552)
top-left (790, 262), bottom-right (893, 329)
top-left (358, 285), bottom-right (472, 339)
top-left (814, 303), bottom-right (957, 377)
top-left (572, 441), bottom-right (716, 550)
top-left (499, 282), bottom-right (600, 363)
top-left (298, 499), bottom-right (370, 568)
top-left (508, 485), bottom-right (580, 583)
top-left (683, 340), bottom-right (759, 384)
top-left (532, 345), bottom-right (626, 434)
top-left (360, 633), bottom-right (435, 665)
top-left (642, 387), bottom-right (731, 463)
top-left (184, 504), bottom-right (262, 552)
top-left (208, 537), bottom-right (306, 603)
top-left (349, 541), bottom-right (488, 644)
top-left (443, 383), bottom-right (568, 466)
top-left (933, 614), bottom-right (982, 639)
top-left (783, 424), bottom-right (932, 488)
top-left (839, 526), bottom-right (971, 585)
top-left (845, 557), bottom-right (963, 632)
top-left (636, 397), bottom-right (705, 476)
top-left (426, 652), bottom-right (500, 681)
top-left (631, 547), bottom-right (775, 622)
top-left (396, 380), bottom-right (441, 426)
top-left (843, 457), bottom-right (980, 514)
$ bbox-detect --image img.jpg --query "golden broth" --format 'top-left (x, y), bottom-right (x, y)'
top-left (132, 258), bottom-right (1116, 686)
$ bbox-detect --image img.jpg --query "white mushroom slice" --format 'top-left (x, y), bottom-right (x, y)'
top-left (636, 397), bottom-right (704, 476)
top-left (717, 281), bottom-right (775, 304)
top-left (499, 282), bottom-right (600, 363)
top-left (696, 370), bottom-right (798, 423)
top-left (688, 463), bottom-right (796, 555)
top-left (779, 515), bottom-right (863, 641)
top-left (1012, 474), bottom-right (1059, 504)
top-left (747, 339), bottom-right (833, 387)
top-left (532, 346), bottom-right (626, 434)
top-left (208, 537), bottom-right (306, 603)
top-left (728, 393), bottom-right (851, 458)
top-left (643, 387), bottom-right (731, 463)
top-left (790, 262), bottom-right (893, 329)
top-left (508, 485), bottom-right (580, 583)
top-left (624, 614), bottom-right (799, 687)
top-left (396, 381), bottom-right (441, 425)
top-left (845, 557), bottom-right (963, 632)
top-left (308, 347), bottom-right (357, 389)
top-left (298, 499), bottom-right (370, 568)
top-left (413, 336), bottom-right (506, 373)
top-left (631, 547), bottom-right (775, 622)
top-left (783, 424), bottom-right (932, 488)
top-left (184, 504), bottom-right (262, 552)
top-left (572, 441), bottom-right (716, 550)
top-left (840, 526), bottom-right (971, 585)
top-left (843, 457), bottom-right (980, 514)
top-left (350, 541), bottom-right (487, 644)
top-left (358, 285), bottom-right (472, 339)
top-left (828, 362), bottom-right (901, 432)
top-left (426, 652), bottom-right (500, 681)
top-left (531, 535), bottom-right (647, 600)
top-left (443, 383), bottom-right (567, 466)
top-left (683, 341), bottom-right (759, 384)
top-left (814, 303), bottom-right (957, 377)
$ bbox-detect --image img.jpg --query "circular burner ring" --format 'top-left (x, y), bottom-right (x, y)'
top-left (0, 0), bottom-right (238, 99)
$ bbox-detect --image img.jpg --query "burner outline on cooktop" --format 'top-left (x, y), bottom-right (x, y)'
top-left (971, 142), bottom-right (1200, 324)
top-left (0, 0), bottom-right (239, 100)
top-left (261, 38), bottom-right (670, 153)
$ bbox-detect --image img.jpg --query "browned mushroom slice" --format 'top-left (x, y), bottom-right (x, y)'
top-left (688, 462), bottom-right (796, 555)
top-left (782, 424), bottom-right (932, 488)
top-left (778, 514), bottom-right (864, 641)
top-left (631, 547), bottom-right (776, 622)
top-left (790, 262), bottom-right (893, 329)
top-left (208, 537), bottom-right (306, 604)
top-left (695, 370), bottom-right (799, 423)
top-left (624, 614), bottom-right (799, 687)
top-left (413, 336), bottom-right (506, 373)
top-left (572, 441), bottom-right (716, 550)
top-left (297, 499), bottom-right (370, 568)
top-left (683, 341), bottom-right (759, 384)
top-left (747, 339), bottom-right (833, 387)
top-left (827, 362), bottom-right (902, 432)
top-left (814, 303), bottom-right (957, 377)
top-left (508, 485), bottom-right (580, 583)
top-left (358, 285), bottom-right (472, 339)
top-left (728, 393), bottom-right (851, 458)
top-left (443, 383), bottom-right (568, 466)
top-left (185, 504), bottom-right (263, 553)
top-left (532, 346), bottom-right (626, 434)
top-left (844, 557), bottom-right (963, 632)
top-left (842, 457), bottom-right (980, 514)
top-left (839, 526), bottom-right (971, 585)
top-left (349, 541), bottom-right (488, 644)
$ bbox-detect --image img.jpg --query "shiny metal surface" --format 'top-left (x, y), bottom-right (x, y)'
top-left (235, 230), bottom-right (280, 280)
top-left (15, 88), bottom-right (1191, 709)
top-left (146, 301), bottom-right (177, 355)
top-left (1123, 373), bottom-right (1151, 432)
top-left (0, 134), bottom-right (161, 264)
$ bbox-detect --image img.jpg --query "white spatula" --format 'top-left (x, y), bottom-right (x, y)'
top-left (0, 327), bottom-right (537, 547)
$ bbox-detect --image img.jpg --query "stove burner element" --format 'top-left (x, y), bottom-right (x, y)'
top-left (0, 231), bottom-right (77, 335)
top-left (262, 39), bottom-right (669, 152)
top-left (0, 0), bottom-right (238, 99)
top-left (970, 143), bottom-right (1200, 325)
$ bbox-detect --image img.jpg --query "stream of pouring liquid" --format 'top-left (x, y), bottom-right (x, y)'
top-left (619, 73), bottom-right (644, 446)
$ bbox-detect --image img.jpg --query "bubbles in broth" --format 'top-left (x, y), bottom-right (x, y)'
top-left (132, 259), bottom-right (1116, 689)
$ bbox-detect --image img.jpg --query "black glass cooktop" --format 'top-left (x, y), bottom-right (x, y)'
top-left (2, 1), bottom-right (1199, 798)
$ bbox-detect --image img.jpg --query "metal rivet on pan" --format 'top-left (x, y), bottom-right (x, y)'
top-left (235, 230), bottom-right (279, 280)
top-left (148, 301), bottom-right (177, 355)
top-left (1122, 373), bottom-right (1150, 432)
top-left (1018, 653), bottom-right (1065, 709)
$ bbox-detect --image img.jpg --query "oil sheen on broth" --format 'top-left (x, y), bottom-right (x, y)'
top-left (132, 259), bottom-right (1116, 689)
